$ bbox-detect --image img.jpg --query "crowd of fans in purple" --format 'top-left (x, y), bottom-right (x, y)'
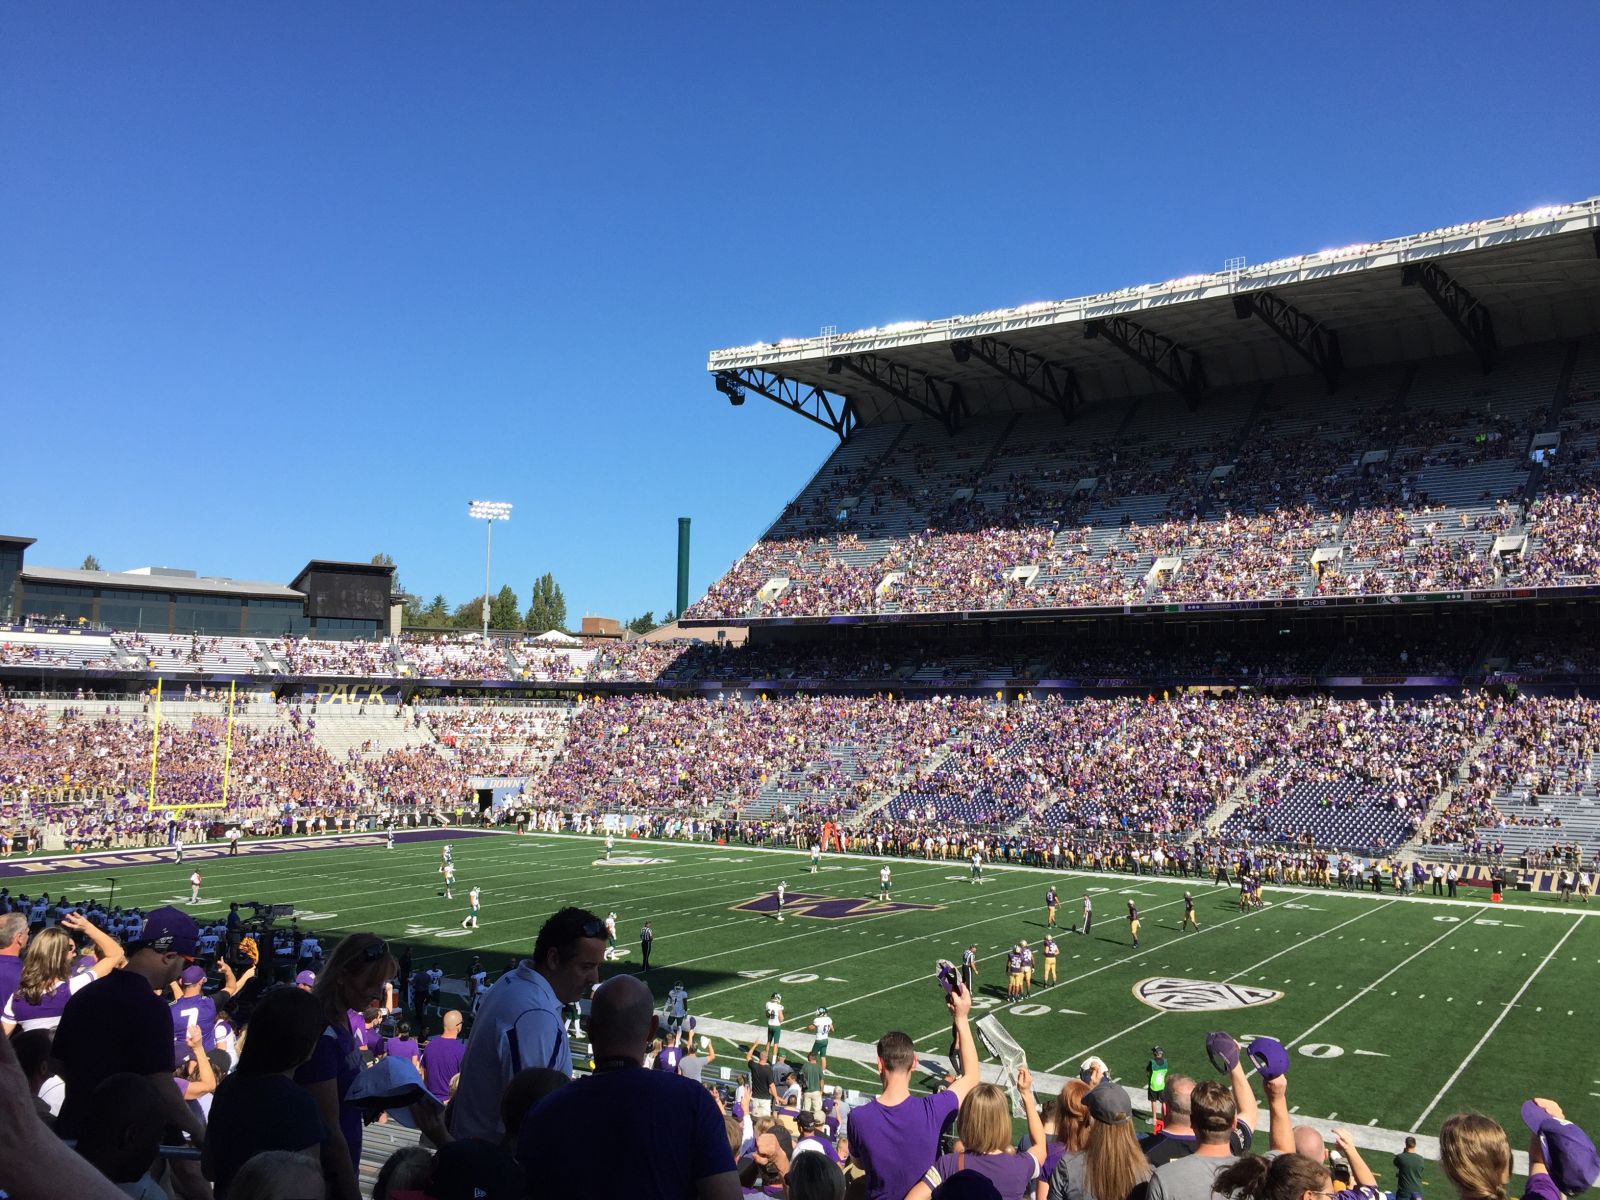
top-left (2, 896), bottom-right (1595, 1200)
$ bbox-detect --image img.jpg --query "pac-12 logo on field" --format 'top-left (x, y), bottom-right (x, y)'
top-left (595, 856), bottom-right (672, 867)
top-left (733, 890), bottom-right (941, 920)
top-left (1133, 977), bottom-right (1284, 1012)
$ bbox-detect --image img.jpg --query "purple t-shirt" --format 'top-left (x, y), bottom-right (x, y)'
top-left (294, 1019), bottom-right (365, 1175)
top-left (847, 1088), bottom-right (960, 1200)
top-left (655, 1045), bottom-right (684, 1073)
top-left (172, 993), bottom-right (219, 1059)
top-left (924, 1150), bottom-right (1039, 1200)
top-left (385, 1037), bottom-right (420, 1061)
top-left (420, 1035), bottom-right (467, 1103)
top-left (517, 1065), bottom-right (735, 1198)
top-left (3, 970), bottom-right (96, 1032)
top-left (0, 955), bottom-right (21, 1008)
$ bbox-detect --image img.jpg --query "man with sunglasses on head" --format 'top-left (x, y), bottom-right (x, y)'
top-left (450, 905), bottom-right (609, 1142)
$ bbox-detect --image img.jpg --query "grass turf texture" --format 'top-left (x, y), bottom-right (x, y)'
top-left (22, 831), bottom-right (1599, 1153)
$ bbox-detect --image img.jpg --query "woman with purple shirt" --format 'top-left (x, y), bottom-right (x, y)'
top-left (1, 913), bottom-right (123, 1034)
top-left (296, 932), bottom-right (397, 1200)
top-left (384, 1019), bottom-right (421, 1073)
top-left (909, 1068), bottom-right (1049, 1200)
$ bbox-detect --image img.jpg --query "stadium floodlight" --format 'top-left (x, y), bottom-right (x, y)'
top-left (468, 500), bottom-right (512, 638)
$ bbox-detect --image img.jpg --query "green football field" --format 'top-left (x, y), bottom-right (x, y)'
top-left (20, 830), bottom-right (1599, 1163)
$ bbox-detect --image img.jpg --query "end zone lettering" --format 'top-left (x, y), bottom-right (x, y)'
top-left (733, 889), bottom-right (940, 920)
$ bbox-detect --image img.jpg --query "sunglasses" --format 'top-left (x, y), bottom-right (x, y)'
top-left (578, 919), bottom-right (607, 940)
top-left (361, 938), bottom-right (390, 962)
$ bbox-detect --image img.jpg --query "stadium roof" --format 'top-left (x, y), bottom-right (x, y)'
top-left (22, 563), bottom-right (304, 600)
top-left (707, 197), bottom-right (1600, 437)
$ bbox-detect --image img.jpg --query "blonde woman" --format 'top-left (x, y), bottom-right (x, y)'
top-left (910, 1066), bottom-right (1049, 1200)
top-left (1440, 1100), bottom-right (1585, 1200)
top-left (2, 913), bottom-right (124, 1034)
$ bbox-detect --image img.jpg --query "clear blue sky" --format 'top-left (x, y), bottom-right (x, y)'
top-left (4, 3), bottom-right (1597, 623)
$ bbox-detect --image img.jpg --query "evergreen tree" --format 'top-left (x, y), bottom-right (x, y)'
top-left (420, 594), bottom-right (451, 627)
top-left (81, 555), bottom-right (101, 571)
top-left (524, 573), bottom-right (566, 633)
top-left (489, 584), bottom-right (521, 630)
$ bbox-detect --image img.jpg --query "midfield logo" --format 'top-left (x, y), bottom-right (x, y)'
top-left (734, 890), bottom-right (941, 921)
top-left (1134, 977), bottom-right (1284, 1012)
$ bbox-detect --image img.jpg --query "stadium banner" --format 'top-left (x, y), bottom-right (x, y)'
top-left (301, 683), bottom-right (400, 704)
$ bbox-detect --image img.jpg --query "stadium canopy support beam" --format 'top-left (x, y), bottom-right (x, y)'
top-left (829, 353), bottom-right (968, 435)
top-left (1083, 316), bottom-right (1206, 409)
top-left (1232, 291), bottom-right (1343, 393)
top-left (951, 337), bottom-right (1082, 421)
top-left (713, 369), bottom-right (858, 442)
top-left (1401, 260), bottom-right (1498, 373)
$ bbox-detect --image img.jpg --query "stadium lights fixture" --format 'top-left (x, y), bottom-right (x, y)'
top-left (468, 500), bottom-right (512, 638)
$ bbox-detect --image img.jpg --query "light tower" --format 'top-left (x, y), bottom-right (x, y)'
top-left (467, 500), bottom-right (512, 638)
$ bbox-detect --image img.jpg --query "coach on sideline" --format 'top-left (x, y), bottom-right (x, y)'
top-left (450, 906), bottom-right (608, 1142)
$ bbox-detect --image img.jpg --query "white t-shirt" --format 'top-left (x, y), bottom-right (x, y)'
top-left (813, 1014), bottom-right (834, 1040)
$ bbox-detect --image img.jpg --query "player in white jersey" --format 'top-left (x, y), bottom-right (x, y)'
top-left (605, 833), bottom-right (615, 860)
top-left (441, 860), bottom-right (456, 900)
top-left (807, 1006), bottom-right (834, 1071)
top-left (775, 881), bottom-right (786, 923)
top-left (188, 870), bottom-right (202, 904)
top-left (810, 842), bottom-right (821, 874)
top-left (764, 992), bottom-right (785, 1058)
top-left (879, 865), bottom-right (892, 901)
top-left (970, 850), bottom-right (984, 884)
top-left (666, 981), bottom-right (690, 1033)
top-left (462, 886), bottom-right (481, 929)
top-left (603, 912), bottom-right (618, 959)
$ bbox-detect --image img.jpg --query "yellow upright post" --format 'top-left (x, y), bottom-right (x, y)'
top-left (147, 677), bottom-right (163, 808)
top-left (221, 680), bottom-right (236, 809)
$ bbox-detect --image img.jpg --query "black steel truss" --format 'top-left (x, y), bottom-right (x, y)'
top-left (1232, 290), bottom-right (1343, 392)
top-left (1083, 315), bottom-right (1206, 407)
top-left (1401, 260), bottom-right (1498, 372)
top-left (951, 337), bottom-right (1082, 420)
top-left (828, 353), bottom-right (968, 434)
top-left (713, 369), bottom-right (858, 442)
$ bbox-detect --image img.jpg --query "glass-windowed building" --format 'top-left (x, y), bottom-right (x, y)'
top-left (0, 536), bottom-right (396, 640)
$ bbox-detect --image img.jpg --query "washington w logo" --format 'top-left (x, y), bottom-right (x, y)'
top-left (733, 890), bottom-right (941, 921)
top-left (1134, 977), bottom-right (1284, 1012)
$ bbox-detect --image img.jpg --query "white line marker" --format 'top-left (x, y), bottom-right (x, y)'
top-left (1411, 917), bottom-right (1584, 1131)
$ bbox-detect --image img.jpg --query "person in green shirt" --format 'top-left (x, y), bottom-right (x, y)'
top-left (1147, 1046), bottom-right (1170, 1124)
top-left (800, 1051), bottom-right (825, 1117)
top-left (1395, 1135), bottom-right (1426, 1200)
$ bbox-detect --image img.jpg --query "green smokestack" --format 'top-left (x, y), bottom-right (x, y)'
top-left (676, 517), bottom-right (691, 617)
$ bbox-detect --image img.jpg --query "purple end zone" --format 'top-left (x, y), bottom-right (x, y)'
top-left (0, 827), bottom-right (498, 879)
top-left (734, 889), bottom-right (940, 919)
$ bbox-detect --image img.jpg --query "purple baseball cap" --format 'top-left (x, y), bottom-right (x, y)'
top-left (179, 965), bottom-right (207, 986)
top-left (1206, 1031), bottom-right (1240, 1073)
top-left (295, 970), bottom-right (317, 987)
top-left (1522, 1101), bottom-right (1600, 1196)
top-left (1246, 1036), bottom-right (1290, 1080)
top-left (133, 907), bottom-right (201, 958)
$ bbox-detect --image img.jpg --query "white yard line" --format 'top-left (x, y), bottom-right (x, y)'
top-left (1046, 900), bottom-right (1398, 1072)
top-left (1284, 906), bottom-right (1490, 1056)
top-left (1409, 916), bottom-right (1585, 1131)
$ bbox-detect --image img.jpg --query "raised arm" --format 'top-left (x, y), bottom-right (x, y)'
top-left (59, 912), bottom-right (126, 977)
top-left (1332, 1129), bottom-right (1377, 1189)
top-left (945, 975), bottom-right (981, 1102)
top-left (1018, 1066), bottom-right (1049, 1166)
top-left (1229, 1055), bottom-right (1260, 1135)
top-left (1264, 1074), bottom-right (1294, 1155)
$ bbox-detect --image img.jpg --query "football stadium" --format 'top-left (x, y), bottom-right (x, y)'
top-left (5, 190), bottom-right (1600, 1199)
